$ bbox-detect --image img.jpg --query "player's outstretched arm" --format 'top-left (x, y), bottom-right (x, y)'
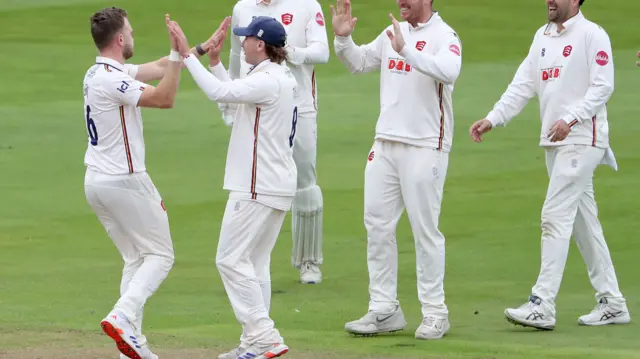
top-left (387, 14), bottom-right (461, 84)
top-left (136, 15), bottom-right (182, 109)
top-left (483, 38), bottom-right (538, 129)
top-left (285, 1), bottom-right (330, 66)
top-left (331, 0), bottom-right (382, 74)
top-left (131, 45), bottom-right (204, 83)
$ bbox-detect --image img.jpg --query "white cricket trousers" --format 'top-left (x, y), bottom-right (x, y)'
top-left (364, 139), bottom-right (449, 318)
top-left (216, 198), bottom-right (286, 347)
top-left (84, 168), bottom-right (174, 347)
top-left (532, 145), bottom-right (624, 308)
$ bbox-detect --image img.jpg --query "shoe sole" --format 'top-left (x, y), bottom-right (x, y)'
top-left (101, 320), bottom-right (142, 359)
top-left (578, 317), bottom-right (631, 326)
top-left (260, 346), bottom-right (289, 359)
top-left (346, 327), bottom-right (405, 337)
top-left (505, 312), bottom-right (554, 331)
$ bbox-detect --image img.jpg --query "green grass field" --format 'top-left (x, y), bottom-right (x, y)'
top-left (1, 0), bottom-right (639, 358)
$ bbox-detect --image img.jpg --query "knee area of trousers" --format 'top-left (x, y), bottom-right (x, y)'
top-left (293, 185), bottom-right (323, 212)
top-left (215, 255), bottom-right (235, 274)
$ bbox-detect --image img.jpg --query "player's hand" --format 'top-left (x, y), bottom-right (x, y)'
top-left (469, 119), bottom-right (493, 143)
top-left (386, 13), bottom-right (405, 53)
top-left (165, 14), bottom-right (178, 51)
top-left (330, 0), bottom-right (357, 37)
top-left (168, 20), bottom-right (191, 58)
top-left (206, 17), bottom-right (232, 66)
top-left (547, 120), bottom-right (571, 142)
top-left (636, 51), bottom-right (640, 67)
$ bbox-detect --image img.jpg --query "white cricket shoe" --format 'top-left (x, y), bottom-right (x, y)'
top-left (220, 343), bottom-right (288, 359)
top-left (505, 295), bottom-right (556, 330)
top-left (300, 262), bottom-right (322, 284)
top-left (345, 306), bottom-right (407, 335)
top-left (578, 297), bottom-right (631, 326)
top-left (415, 315), bottom-right (450, 340)
top-left (101, 309), bottom-right (148, 359)
top-left (217, 345), bottom-right (244, 359)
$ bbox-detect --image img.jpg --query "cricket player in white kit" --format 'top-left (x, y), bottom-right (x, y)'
top-left (470, 0), bottom-right (631, 330)
top-left (169, 16), bottom-right (296, 359)
top-left (84, 8), bottom-right (184, 359)
top-left (332, 0), bottom-right (461, 339)
top-left (229, 0), bottom-right (330, 284)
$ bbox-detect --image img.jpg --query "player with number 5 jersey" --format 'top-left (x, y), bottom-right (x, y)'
top-left (170, 15), bottom-right (296, 359)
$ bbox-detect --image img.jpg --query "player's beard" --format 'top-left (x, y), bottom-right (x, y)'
top-left (547, 5), bottom-right (566, 23)
top-left (123, 43), bottom-right (134, 60)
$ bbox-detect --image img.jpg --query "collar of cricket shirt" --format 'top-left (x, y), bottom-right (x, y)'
top-left (545, 10), bottom-right (584, 37)
top-left (247, 58), bottom-right (272, 75)
top-left (409, 11), bottom-right (440, 33)
top-left (95, 56), bottom-right (124, 72)
top-left (256, 0), bottom-right (275, 5)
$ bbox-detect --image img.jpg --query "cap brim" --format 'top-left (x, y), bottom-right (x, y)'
top-left (232, 27), bottom-right (253, 37)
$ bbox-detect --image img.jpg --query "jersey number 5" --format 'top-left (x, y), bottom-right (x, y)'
top-left (86, 105), bottom-right (99, 146)
top-left (289, 106), bottom-right (298, 148)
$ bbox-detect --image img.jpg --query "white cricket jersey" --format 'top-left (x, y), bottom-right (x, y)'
top-left (83, 56), bottom-right (147, 175)
top-left (183, 55), bottom-right (298, 210)
top-left (230, 0), bottom-right (329, 114)
top-left (334, 13), bottom-right (462, 152)
top-left (486, 11), bottom-right (614, 148)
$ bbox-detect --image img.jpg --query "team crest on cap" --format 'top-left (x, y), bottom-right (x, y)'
top-left (281, 13), bottom-right (293, 25)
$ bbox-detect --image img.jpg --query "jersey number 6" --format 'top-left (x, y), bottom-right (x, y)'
top-left (86, 105), bottom-right (99, 146)
top-left (289, 106), bottom-right (298, 148)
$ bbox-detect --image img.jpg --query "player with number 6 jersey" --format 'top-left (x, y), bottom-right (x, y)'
top-left (83, 8), bottom-right (185, 359)
top-left (229, 0), bottom-right (330, 284)
top-left (169, 15), bottom-right (296, 359)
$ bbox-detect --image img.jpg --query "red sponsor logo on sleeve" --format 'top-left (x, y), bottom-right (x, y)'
top-left (449, 44), bottom-right (461, 56)
top-left (368, 151), bottom-right (375, 162)
top-left (281, 13), bottom-right (293, 25)
top-left (563, 45), bottom-right (573, 57)
top-left (595, 51), bottom-right (609, 66)
top-left (415, 41), bottom-right (426, 51)
top-left (161, 200), bottom-right (166, 212)
top-left (315, 12), bottom-right (324, 26)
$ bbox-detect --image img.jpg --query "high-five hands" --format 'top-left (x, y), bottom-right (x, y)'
top-left (206, 17), bottom-right (232, 66)
top-left (167, 20), bottom-right (191, 58)
top-left (386, 13), bottom-right (405, 53)
top-left (330, 0), bottom-right (358, 36)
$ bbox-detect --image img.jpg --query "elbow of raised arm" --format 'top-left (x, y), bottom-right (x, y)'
top-left (317, 47), bottom-right (330, 64)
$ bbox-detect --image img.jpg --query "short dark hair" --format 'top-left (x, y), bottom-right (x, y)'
top-left (266, 44), bottom-right (287, 64)
top-left (579, 0), bottom-right (585, 5)
top-left (90, 7), bottom-right (128, 50)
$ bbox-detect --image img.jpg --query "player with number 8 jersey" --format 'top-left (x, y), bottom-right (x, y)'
top-left (170, 15), bottom-right (296, 358)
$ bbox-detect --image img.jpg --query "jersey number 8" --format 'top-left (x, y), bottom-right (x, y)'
top-left (86, 105), bottom-right (99, 146)
top-left (289, 106), bottom-right (298, 148)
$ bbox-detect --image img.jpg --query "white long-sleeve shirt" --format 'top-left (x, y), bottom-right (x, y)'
top-left (83, 57), bottom-right (149, 175)
top-left (230, 0), bottom-right (329, 114)
top-left (184, 55), bottom-right (298, 210)
top-left (334, 13), bottom-right (462, 151)
top-left (486, 11), bottom-right (614, 149)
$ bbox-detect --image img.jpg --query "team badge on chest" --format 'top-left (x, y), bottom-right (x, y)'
top-left (416, 41), bottom-right (426, 51)
top-left (281, 13), bottom-right (293, 25)
top-left (563, 45), bottom-right (573, 57)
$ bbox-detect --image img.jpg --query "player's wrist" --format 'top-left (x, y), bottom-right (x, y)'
top-left (169, 49), bottom-right (181, 62)
top-left (195, 43), bottom-right (207, 56)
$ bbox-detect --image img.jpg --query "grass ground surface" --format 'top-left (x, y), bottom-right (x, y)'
top-left (1, 0), bottom-right (639, 358)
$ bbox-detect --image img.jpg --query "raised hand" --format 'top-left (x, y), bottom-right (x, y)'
top-left (168, 20), bottom-right (191, 58)
top-left (386, 13), bottom-right (405, 53)
top-left (469, 119), bottom-right (493, 143)
top-left (165, 14), bottom-right (177, 51)
top-left (330, 0), bottom-right (358, 37)
top-left (206, 16), bottom-right (232, 65)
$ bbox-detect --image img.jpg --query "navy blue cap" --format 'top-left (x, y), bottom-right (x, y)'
top-left (233, 16), bottom-right (287, 48)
